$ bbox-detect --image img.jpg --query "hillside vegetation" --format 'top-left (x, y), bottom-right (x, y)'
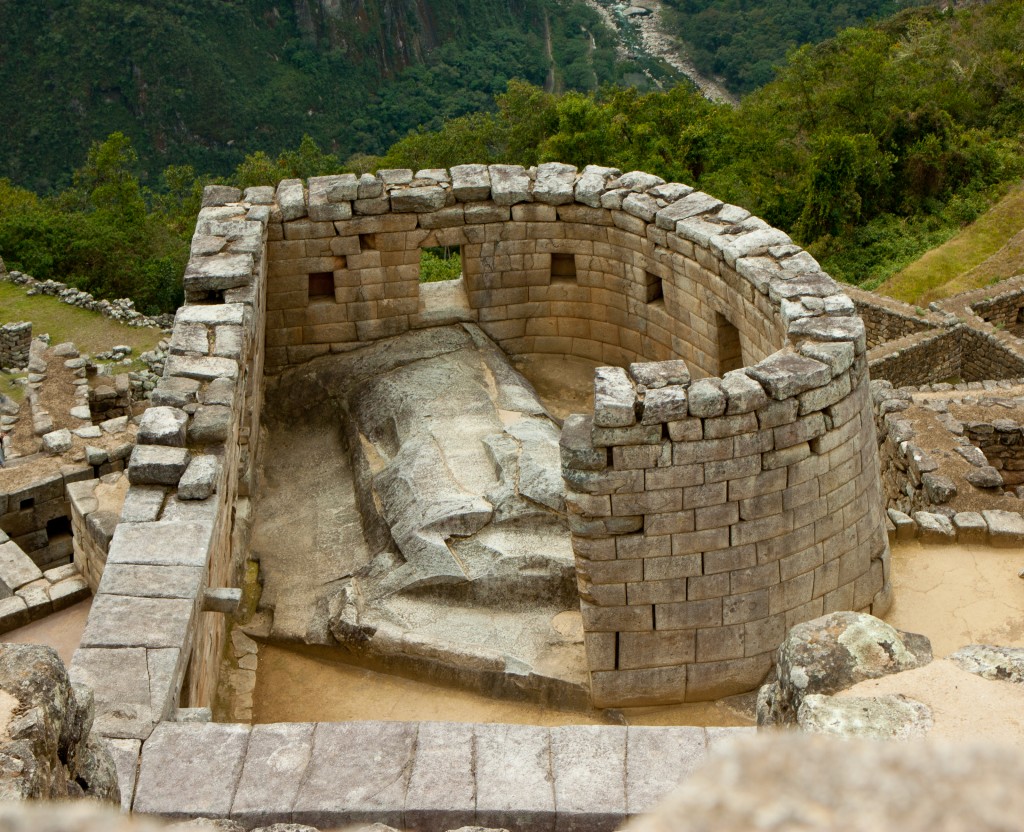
top-left (661, 0), bottom-right (932, 95)
top-left (0, 0), bottom-right (1022, 315)
top-left (0, 0), bottom-right (628, 192)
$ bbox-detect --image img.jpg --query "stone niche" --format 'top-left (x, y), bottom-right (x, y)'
top-left (250, 163), bottom-right (891, 707)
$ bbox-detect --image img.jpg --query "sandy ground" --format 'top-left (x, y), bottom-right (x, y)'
top-left (884, 541), bottom-right (1024, 655)
top-left (841, 659), bottom-right (1024, 743)
top-left (252, 642), bottom-right (752, 727)
top-left (0, 598), bottom-right (92, 665)
top-left (511, 353), bottom-right (599, 422)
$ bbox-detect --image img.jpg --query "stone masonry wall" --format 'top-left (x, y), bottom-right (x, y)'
top-left (845, 286), bottom-right (937, 349)
top-left (0, 321), bottom-right (31, 370)
top-left (256, 164), bottom-right (891, 707)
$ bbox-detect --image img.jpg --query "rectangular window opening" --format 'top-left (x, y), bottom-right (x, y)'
top-left (308, 271), bottom-right (336, 302)
top-left (19, 498), bottom-right (34, 511)
top-left (716, 312), bottom-right (744, 375)
top-left (359, 233), bottom-right (377, 252)
top-left (46, 516), bottom-right (72, 541)
top-left (420, 245), bottom-right (462, 283)
top-left (645, 271), bottom-right (664, 306)
top-left (551, 253), bottom-right (576, 285)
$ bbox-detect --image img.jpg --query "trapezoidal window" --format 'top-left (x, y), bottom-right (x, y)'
top-left (645, 271), bottom-right (664, 306)
top-left (716, 312), bottom-right (743, 375)
top-left (308, 271), bottom-right (336, 303)
top-left (550, 253), bottom-right (576, 285)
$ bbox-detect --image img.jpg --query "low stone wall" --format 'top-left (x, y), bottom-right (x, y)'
top-left (0, 321), bottom-right (31, 370)
top-left (129, 719), bottom-right (751, 830)
top-left (963, 418), bottom-right (1024, 486)
top-left (963, 274), bottom-right (1024, 335)
top-left (845, 286), bottom-right (938, 348)
top-left (0, 466), bottom-right (92, 570)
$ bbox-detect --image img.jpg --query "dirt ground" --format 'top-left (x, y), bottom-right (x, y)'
top-left (0, 599), bottom-right (92, 665)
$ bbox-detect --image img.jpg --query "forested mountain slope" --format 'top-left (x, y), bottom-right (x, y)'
top-left (0, 0), bottom-right (623, 191)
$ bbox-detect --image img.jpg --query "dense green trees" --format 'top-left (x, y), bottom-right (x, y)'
top-left (661, 0), bottom-right (930, 94)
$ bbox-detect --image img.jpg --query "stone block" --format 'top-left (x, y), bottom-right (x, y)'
top-left (405, 722), bottom-right (476, 832)
top-left (952, 511), bottom-right (988, 544)
top-left (292, 721), bottom-right (416, 828)
top-left (630, 360), bottom-right (690, 389)
top-left (81, 594), bottom-right (194, 649)
top-left (625, 726), bottom-right (707, 815)
top-left (534, 162), bottom-right (577, 205)
top-left (593, 367), bottom-right (637, 428)
top-left (184, 253), bottom-right (255, 292)
top-left (232, 722), bottom-right (314, 828)
top-left (913, 512), bottom-right (955, 543)
top-left (106, 520), bottom-right (213, 568)
top-left (982, 510), bottom-right (1024, 547)
top-left (590, 666), bottom-right (687, 708)
top-left (475, 724), bottom-right (554, 831)
top-left (550, 725), bottom-right (627, 832)
top-left (489, 165), bottom-right (533, 206)
top-left (178, 455), bottom-right (219, 500)
top-left (618, 629), bottom-right (695, 669)
top-left (127, 445), bottom-right (190, 486)
top-left (98, 563), bottom-right (204, 599)
top-left (641, 386), bottom-right (687, 425)
top-left (747, 352), bottom-right (830, 400)
top-left (0, 540), bottom-right (44, 591)
top-left (687, 379), bottom-right (726, 417)
top-left (138, 406), bottom-right (188, 447)
top-left (134, 722), bottom-right (250, 818)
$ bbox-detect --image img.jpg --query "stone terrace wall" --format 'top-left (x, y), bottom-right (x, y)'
top-left (845, 285), bottom-right (938, 349)
top-left (962, 274), bottom-right (1024, 336)
top-left (256, 164), bottom-right (891, 707)
top-left (867, 328), bottom-right (961, 388)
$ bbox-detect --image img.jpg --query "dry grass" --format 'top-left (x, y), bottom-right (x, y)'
top-left (878, 184), bottom-right (1024, 305)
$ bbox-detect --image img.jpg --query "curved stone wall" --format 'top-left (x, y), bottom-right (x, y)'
top-left (254, 163), bottom-right (891, 707)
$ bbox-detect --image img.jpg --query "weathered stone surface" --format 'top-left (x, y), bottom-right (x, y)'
top-left (949, 644), bottom-right (1024, 684)
top-left (560, 415), bottom-right (607, 472)
top-left (721, 370), bottom-right (768, 414)
top-left (41, 428), bottom-right (72, 454)
top-left (405, 721), bottom-right (476, 832)
top-left (593, 367), bottom-right (637, 428)
top-left (913, 511), bottom-right (955, 543)
top-left (0, 540), bottom-right (44, 591)
top-left (614, 171), bottom-right (665, 192)
top-left (391, 187), bottom-right (447, 213)
top-left (187, 405), bottom-right (232, 445)
top-left (106, 520), bottom-right (213, 568)
top-left (134, 723), bottom-right (249, 819)
top-left (921, 472), bottom-right (956, 504)
top-left (178, 455), bottom-right (220, 501)
top-left (641, 386), bottom-right (687, 425)
top-left (796, 693), bottom-right (933, 739)
top-left (747, 352), bottom-right (831, 400)
top-left (276, 180), bottom-right (306, 221)
top-left (624, 726), bottom-right (707, 815)
top-left (628, 734), bottom-right (1024, 832)
top-left (202, 185), bottom-right (241, 207)
top-left (292, 722), bottom-right (415, 828)
top-left (475, 724), bottom-right (554, 831)
top-left (550, 725), bottom-right (626, 832)
top-left (183, 253), bottom-right (255, 292)
top-left (686, 378), bottom-right (726, 418)
top-left (489, 165), bottom-right (532, 205)
top-left (81, 595), bottom-right (194, 649)
top-left (0, 644), bottom-right (120, 803)
top-left (232, 723), bottom-right (314, 828)
top-left (630, 360), bottom-right (690, 389)
top-left (967, 466), bottom-right (1003, 488)
top-left (138, 406), bottom-right (188, 447)
top-left (574, 165), bottom-right (619, 208)
top-left (533, 162), bottom-right (577, 205)
top-left (982, 509), bottom-right (1024, 546)
top-left (127, 445), bottom-right (190, 486)
top-left (450, 164), bottom-right (491, 202)
top-left (757, 612), bottom-right (931, 726)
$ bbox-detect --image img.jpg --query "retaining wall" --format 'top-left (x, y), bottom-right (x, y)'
top-left (0, 321), bottom-right (31, 370)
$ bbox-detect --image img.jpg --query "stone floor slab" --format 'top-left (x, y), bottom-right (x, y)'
top-left (475, 723), bottom-right (555, 832)
top-left (232, 723), bottom-right (315, 828)
top-left (133, 723), bottom-right (250, 818)
top-left (292, 721), bottom-right (417, 828)
top-left (80, 595), bottom-right (194, 649)
top-left (106, 520), bottom-right (214, 568)
top-left (551, 725), bottom-right (627, 832)
top-left (98, 563), bottom-right (205, 599)
top-left (625, 726), bottom-right (708, 815)
top-left (405, 722), bottom-right (476, 832)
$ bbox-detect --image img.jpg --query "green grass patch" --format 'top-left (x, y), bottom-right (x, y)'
top-left (878, 184), bottom-right (1024, 304)
top-left (0, 281), bottom-right (164, 357)
top-left (419, 247), bottom-right (462, 283)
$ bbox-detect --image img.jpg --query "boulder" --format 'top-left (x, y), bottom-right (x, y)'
top-left (949, 644), bottom-right (1024, 685)
top-left (0, 644), bottom-right (120, 802)
top-left (756, 612), bottom-right (932, 726)
top-left (796, 693), bottom-right (933, 740)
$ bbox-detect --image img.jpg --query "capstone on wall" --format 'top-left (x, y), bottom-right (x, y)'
top-left (253, 163), bottom-right (891, 706)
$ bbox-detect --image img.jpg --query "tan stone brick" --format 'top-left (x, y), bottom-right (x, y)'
top-left (287, 343), bottom-right (329, 363)
top-left (730, 561), bottom-right (780, 594)
top-left (703, 413), bottom-right (758, 439)
top-left (616, 534), bottom-right (671, 560)
top-left (757, 524), bottom-right (815, 565)
top-left (356, 316), bottom-right (409, 341)
top-left (612, 488), bottom-right (683, 516)
top-left (704, 455), bottom-right (760, 483)
top-left (683, 482), bottom-right (727, 510)
top-left (657, 598), bottom-right (722, 630)
top-left (611, 444), bottom-right (663, 470)
top-left (762, 442), bottom-right (812, 469)
top-left (731, 512), bottom-right (793, 547)
top-left (822, 582), bottom-right (855, 614)
top-left (723, 589), bottom-right (770, 625)
top-left (627, 578), bottom-right (688, 606)
top-left (782, 480), bottom-right (819, 511)
top-left (785, 596), bottom-right (824, 630)
top-left (283, 220), bottom-right (336, 239)
top-left (580, 600), bottom-right (652, 633)
top-left (727, 469), bottom-right (787, 501)
top-left (618, 630), bottom-right (695, 670)
top-left (812, 559), bottom-right (841, 598)
top-left (644, 510), bottom-right (696, 536)
top-left (774, 413), bottom-right (827, 449)
top-left (329, 235), bottom-right (362, 256)
top-left (266, 327), bottom-right (302, 347)
top-left (303, 323), bottom-right (357, 344)
top-left (644, 553), bottom-right (702, 581)
top-left (702, 544), bottom-right (756, 575)
top-left (779, 544), bottom-right (824, 581)
top-left (583, 582), bottom-right (627, 607)
top-left (667, 418), bottom-right (703, 442)
top-left (694, 502), bottom-right (739, 531)
top-left (769, 572), bottom-right (815, 614)
top-left (565, 491), bottom-right (612, 517)
top-left (579, 558), bottom-right (644, 586)
top-left (686, 573), bottom-right (731, 601)
top-left (646, 465), bottom-right (704, 490)
top-left (743, 614), bottom-right (787, 656)
top-left (590, 666), bottom-right (687, 708)
top-left (572, 536), bottom-right (617, 562)
top-left (696, 625), bottom-right (745, 662)
top-left (672, 527), bottom-right (730, 556)
top-left (685, 654), bottom-right (773, 700)
top-left (674, 438), bottom-right (732, 465)
top-left (585, 631), bottom-right (616, 671)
